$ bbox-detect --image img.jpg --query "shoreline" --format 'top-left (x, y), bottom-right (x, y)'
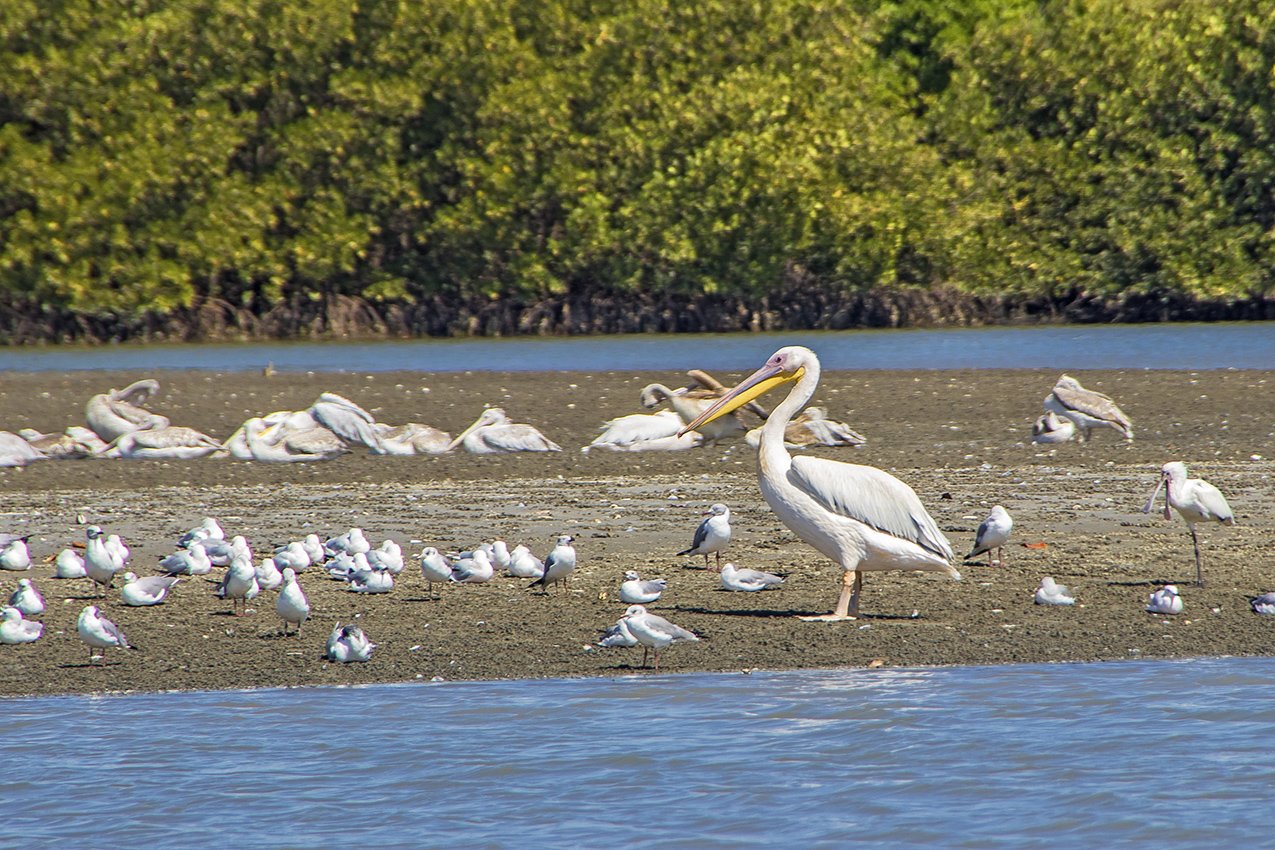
top-left (0, 367), bottom-right (1271, 696)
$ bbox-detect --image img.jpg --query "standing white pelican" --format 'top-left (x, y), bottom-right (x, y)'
top-left (678, 503), bottom-right (732, 569)
top-left (1142, 461), bottom-right (1234, 587)
top-left (1030, 411), bottom-right (1075, 444)
top-left (1044, 375), bottom-right (1133, 442)
top-left (447, 408), bottom-right (562, 454)
top-left (967, 505), bottom-right (1013, 567)
top-left (85, 379), bottom-right (167, 442)
top-left (679, 346), bottom-right (959, 619)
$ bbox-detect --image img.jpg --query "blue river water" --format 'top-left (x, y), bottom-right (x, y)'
top-left (0, 322), bottom-right (1270, 372)
top-left (5, 656), bottom-right (1273, 849)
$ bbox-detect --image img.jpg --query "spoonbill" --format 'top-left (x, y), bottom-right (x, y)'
top-left (1143, 461), bottom-right (1234, 586)
top-left (1044, 375), bottom-right (1132, 442)
top-left (679, 346), bottom-right (958, 619)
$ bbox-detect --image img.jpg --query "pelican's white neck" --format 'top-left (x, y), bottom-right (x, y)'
top-left (757, 357), bottom-right (821, 470)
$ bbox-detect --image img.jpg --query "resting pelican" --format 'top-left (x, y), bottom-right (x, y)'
top-left (85, 379), bottom-right (168, 442)
top-left (0, 432), bottom-right (45, 467)
top-left (745, 407), bottom-right (867, 449)
top-left (1044, 375), bottom-right (1132, 442)
top-left (679, 346), bottom-right (959, 619)
top-left (309, 393), bottom-right (383, 451)
top-left (1030, 410), bottom-right (1075, 444)
top-left (100, 426), bottom-right (222, 460)
top-left (240, 417), bottom-right (347, 462)
top-left (372, 422), bottom-right (451, 455)
top-left (641, 384), bottom-right (745, 442)
top-left (583, 410), bottom-right (701, 453)
top-left (17, 427), bottom-right (101, 459)
top-left (448, 408), bottom-right (561, 454)
top-left (1142, 461), bottom-right (1234, 587)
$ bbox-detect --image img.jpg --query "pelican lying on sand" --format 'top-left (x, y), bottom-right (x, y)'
top-left (584, 410), bottom-right (701, 453)
top-left (641, 383), bottom-right (745, 442)
top-left (17, 427), bottom-right (106, 459)
top-left (680, 346), bottom-right (959, 619)
top-left (745, 406), bottom-right (866, 449)
top-left (236, 417), bottom-right (348, 463)
top-left (85, 379), bottom-right (167, 442)
top-left (0, 432), bottom-right (45, 468)
top-left (448, 408), bottom-right (561, 454)
top-left (1030, 410), bottom-right (1075, 444)
top-left (372, 422), bottom-right (451, 455)
top-left (100, 426), bottom-right (223, 460)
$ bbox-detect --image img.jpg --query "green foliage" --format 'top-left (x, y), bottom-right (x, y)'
top-left (0, 0), bottom-right (1272, 322)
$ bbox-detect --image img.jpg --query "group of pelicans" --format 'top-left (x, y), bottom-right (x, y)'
top-left (0, 344), bottom-right (1253, 674)
top-left (0, 368), bottom-right (871, 467)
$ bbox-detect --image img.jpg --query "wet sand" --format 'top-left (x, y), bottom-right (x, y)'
top-left (0, 366), bottom-right (1271, 696)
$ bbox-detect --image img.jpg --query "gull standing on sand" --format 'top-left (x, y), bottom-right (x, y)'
top-left (621, 605), bottom-right (699, 671)
top-left (1034, 577), bottom-right (1075, 606)
top-left (1147, 585), bottom-right (1184, 615)
top-left (1143, 461), bottom-right (1234, 587)
top-left (160, 542), bottom-right (213, 576)
top-left (216, 556), bottom-right (260, 615)
top-left (120, 573), bottom-right (181, 606)
top-left (0, 537), bottom-right (31, 571)
top-left (8, 578), bottom-right (45, 616)
top-left (420, 547), bottom-right (453, 595)
top-left (620, 571), bottom-right (667, 604)
top-left (85, 526), bottom-right (123, 594)
top-left (448, 407), bottom-right (562, 454)
top-left (529, 535), bottom-right (577, 593)
top-left (276, 568), bottom-right (310, 634)
top-left (0, 606), bottom-right (42, 644)
top-left (1044, 375), bottom-right (1133, 442)
top-left (54, 548), bottom-right (87, 579)
top-left (678, 346), bottom-right (959, 620)
top-left (967, 505), bottom-right (1014, 567)
top-left (77, 605), bottom-right (132, 662)
top-left (326, 623), bottom-right (375, 662)
top-left (718, 562), bottom-right (785, 592)
top-left (678, 504), bottom-right (732, 569)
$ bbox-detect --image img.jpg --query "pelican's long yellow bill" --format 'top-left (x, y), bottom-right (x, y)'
top-left (677, 366), bottom-right (804, 436)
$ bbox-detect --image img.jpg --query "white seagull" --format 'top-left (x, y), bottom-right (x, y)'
top-left (77, 605), bottom-right (132, 662)
top-left (506, 545), bottom-right (544, 579)
top-left (621, 605), bottom-right (699, 671)
top-left (1147, 584), bottom-right (1184, 615)
top-left (276, 568), bottom-right (310, 634)
top-left (0, 537), bottom-right (32, 571)
top-left (84, 526), bottom-right (123, 593)
top-left (8, 578), bottom-right (45, 616)
top-left (326, 623), bottom-right (375, 662)
top-left (679, 346), bottom-right (959, 620)
top-left (1143, 461), bottom-right (1234, 586)
top-left (1044, 375), bottom-right (1133, 442)
top-left (366, 540), bottom-right (404, 575)
top-left (178, 517), bottom-right (225, 548)
top-left (1030, 411), bottom-right (1076, 444)
top-left (0, 606), bottom-right (42, 644)
top-left (1250, 593), bottom-right (1275, 616)
top-left (1033, 577), bottom-right (1075, 606)
top-left (718, 562), bottom-right (784, 592)
top-left (619, 571), bottom-right (667, 604)
top-left (159, 542), bottom-right (213, 576)
top-left (419, 547), bottom-right (454, 595)
top-left (678, 503), bottom-right (732, 569)
top-left (54, 548), bottom-right (87, 579)
top-left (120, 573), bottom-right (180, 606)
top-left (255, 557), bottom-right (284, 591)
top-left (273, 541), bottom-right (313, 572)
top-left (215, 556), bottom-right (260, 615)
top-left (967, 505), bottom-right (1014, 567)
top-left (529, 535), bottom-right (577, 594)
top-left (325, 528), bottom-right (371, 557)
top-left (450, 548), bottom-right (495, 584)
top-left (447, 407), bottom-right (562, 454)
top-left (596, 617), bottom-right (640, 648)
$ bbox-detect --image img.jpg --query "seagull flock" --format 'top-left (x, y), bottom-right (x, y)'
top-left (0, 347), bottom-right (1251, 676)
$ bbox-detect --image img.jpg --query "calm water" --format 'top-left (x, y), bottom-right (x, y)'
top-left (0, 322), bottom-right (1271, 372)
top-left (6, 657), bottom-right (1274, 848)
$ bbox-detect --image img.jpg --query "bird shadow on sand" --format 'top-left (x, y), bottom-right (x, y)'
top-left (401, 595), bottom-right (443, 603)
top-left (60, 660), bottom-right (122, 668)
top-left (259, 632), bottom-right (302, 641)
top-left (670, 604), bottom-right (922, 622)
top-left (1108, 579), bottom-right (1186, 588)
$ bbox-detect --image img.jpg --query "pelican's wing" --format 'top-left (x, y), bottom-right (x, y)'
top-left (283, 427), bottom-right (347, 456)
top-left (483, 425), bottom-right (561, 452)
top-left (131, 427), bottom-right (221, 450)
top-left (789, 456), bottom-right (953, 560)
top-left (1050, 383), bottom-right (1132, 429)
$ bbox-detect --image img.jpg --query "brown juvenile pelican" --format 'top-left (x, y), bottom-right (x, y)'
top-left (1044, 375), bottom-right (1132, 442)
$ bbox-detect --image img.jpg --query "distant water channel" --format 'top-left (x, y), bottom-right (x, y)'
top-left (1, 322), bottom-right (1271, 372)
top-left (6, 657), bottom-right (1274, 849)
